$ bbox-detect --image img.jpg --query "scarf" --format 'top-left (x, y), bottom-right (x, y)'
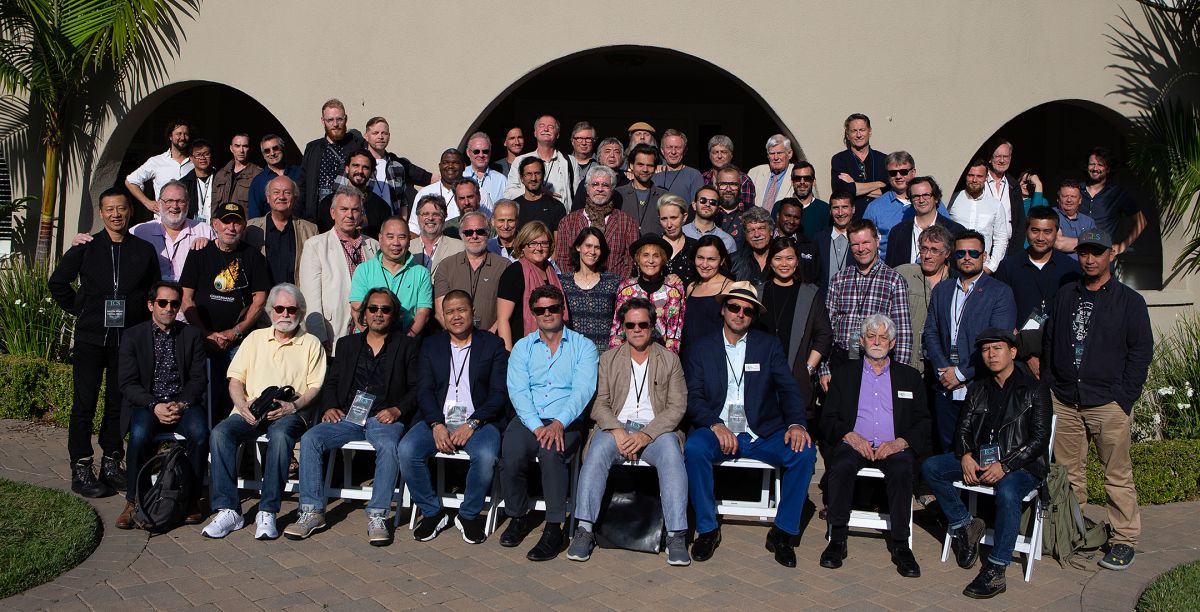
top-left (518, 257), bottom-right (569, 334)
top-left (584, 199), bottom-right (614, 230)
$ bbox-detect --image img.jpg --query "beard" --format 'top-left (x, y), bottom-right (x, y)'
top-left (965, 184), bottom-right (984, 199)
top-left (273, 319), bottom-right (299, 334)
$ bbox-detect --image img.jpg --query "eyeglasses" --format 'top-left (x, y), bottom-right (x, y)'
top-left (623, 321), bottom-right (651, 330)
top-left (469, 148), bottom-right (489, 155)
top-left (366, 304), bottom-right (394, 314)
top-left (572, 136), bottom-right (595, 142)
top-left (273, 305), bottom-right (299, 315)
top-left (791, 174), bottom-right (815, 182)
top-left (724, 302), bottom-right (756, 316)
top-left (918, 245), bottom-right (944, 255)
top-left (716, 181), bottom-right (739, 188)
top-left (154, 299), bottom-right (181, 309)
top-left (696, 197), bottom-right (719, 205)
top-left (531, 304), bottom-right (563, 316)
top-left (191, 151), bottom-right (211, 158)
top-left (526, 240), bottom-right (550, 249)
top-left (323, 117), bottom-right (347, 124)
top-left (588, 182), bottom-right (612, 189)
top-left (910, 193), bottom-right (935, 200)
top-left (953, 249), bottom-right (984, 260)
top-left (261, 145), bottom-right (282, 154)
top-left (460, 228), bottom-right (488, 238)
top-left (887, 168), bottom-right (913, 177)
top-left (160, 198), bottom-right (186, 206)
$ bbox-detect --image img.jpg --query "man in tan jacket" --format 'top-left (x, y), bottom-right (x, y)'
top-left (566, 297), bottom-right (690, 566)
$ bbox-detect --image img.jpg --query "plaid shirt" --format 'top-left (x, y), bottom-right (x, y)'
top-left (553, 208), bottom-right (639, 278)
top-left (702, 169), bottom-right (756, 210)
top-left (821, 258), bottom-right (912, 377)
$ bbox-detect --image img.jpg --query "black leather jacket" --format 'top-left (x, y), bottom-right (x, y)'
top-left (955, 368), bottom-right (1053, 480)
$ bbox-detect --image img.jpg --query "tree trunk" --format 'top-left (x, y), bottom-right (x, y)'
top-left (34, 143), bottom-right (59, 266)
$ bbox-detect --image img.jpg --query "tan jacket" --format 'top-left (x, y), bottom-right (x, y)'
top-left (591, 342), bottom-right (687, 444)
top-left (244, 215), bottom-right (319, 282)
top-left (298, 230), bottom-right (380, 353)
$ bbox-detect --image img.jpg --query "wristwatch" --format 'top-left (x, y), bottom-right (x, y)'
top-left (467, 419), bottom-right (481, 431)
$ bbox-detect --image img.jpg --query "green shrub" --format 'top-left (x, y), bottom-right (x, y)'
top-left (0, 479), bottom-right (100, 599)
top-left (1133, 310), bottom-right (1200, 441)
top-left (1086, 439), bottom-right (1200, 505)
top-left (0, 256), bottom-right (75, 361)
top-left (0, 354), bottom-right (100, 433)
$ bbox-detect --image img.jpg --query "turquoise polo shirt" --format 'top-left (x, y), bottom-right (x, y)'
top-left (348, 252), bottom-right (432, 330)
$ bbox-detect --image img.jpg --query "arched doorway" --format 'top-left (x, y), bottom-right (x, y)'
top-left (465, 46), bottom-right (799, 172)
top-left (958, 100), bottom-right (1162, 290)
top-left (91, 81), bottom-right (300, 226)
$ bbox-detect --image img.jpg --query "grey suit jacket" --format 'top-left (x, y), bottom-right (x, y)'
top-left (591, 342), bottom-right (687, 442)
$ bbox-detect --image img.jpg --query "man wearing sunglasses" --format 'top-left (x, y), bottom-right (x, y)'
top-left (682, 185), bottom-right (738, 254)
top-left (922, 230), bottom-right (1017, 452)
top-left (863, 151), bottom-right (917, 260)
top-left (463, 131), bottom-right (506, 208)
top-left (500, 285), bottom-right (599, 561)
top-left (117, 281), bottom-right (209, 530)
top-left (434, 212), bottom-right (508, 332)
top-left (683, 281), bottom-right (817, 568)
top-left (248, 134), bottom-right (302, 219)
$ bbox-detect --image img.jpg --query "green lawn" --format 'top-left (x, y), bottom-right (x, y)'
top-left (1139, 559), bottom-right (1200, 611)
top-left (0, 479), bottom-right (101, 599)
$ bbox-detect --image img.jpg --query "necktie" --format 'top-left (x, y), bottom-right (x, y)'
top-left (763, 172), bottom-right (782, 207)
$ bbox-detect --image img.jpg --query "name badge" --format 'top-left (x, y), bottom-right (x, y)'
top-left (978, 443), bottom-right (1001, 468)
top-left (444, 401), bottom-right (470, 431)
top-left (897, 390), bottom-right (914, 399)
top-left (104, 299), bottom-right (125, 328)
top-left (344, 391), bottom-right (375, 426)
top-left (744, 363), bottom-right (760, 372)
top-left (726, 403), bottom-right (747, 433)
top-left (1022, 309), bottom-right (1049, 331)
top-left (623, 420), bottom-right (645, 433)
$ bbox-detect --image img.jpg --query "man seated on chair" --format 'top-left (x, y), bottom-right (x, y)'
top-left (398, 290), bottom-right (509, 545)
top-left (819, 313), bottom-right (929, 577)
top-left (683, 281), bottom-right (817, 568)
top-left (203, 283), bottom-right (327, 541)
top-left (499, 284), bottom-right (599, 561)
top-left (921, 328), bottom-right (1052, 599)
top-left (283, 287), bottom-right (420, 546)
top-left (566, 297), bottom-right (690, 566)
top-left (117, 281), bottom-right (209, 530)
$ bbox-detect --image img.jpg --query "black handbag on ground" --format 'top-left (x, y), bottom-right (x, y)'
top-left (248, 385), bottom-right (297, 423)
top-left (594, 489), bottom-right (665, 553)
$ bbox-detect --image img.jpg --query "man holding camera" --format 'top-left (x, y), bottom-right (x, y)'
top-left (203, 283), bottom-right (327, 540)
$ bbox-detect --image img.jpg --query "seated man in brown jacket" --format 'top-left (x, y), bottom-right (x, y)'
top-left (566, 297), bottom-right (690, 566)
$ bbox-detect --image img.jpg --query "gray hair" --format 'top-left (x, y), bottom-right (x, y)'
top-left (707, 134), bottom-right (734, 153)
top-left (492, 198), bottom-right (518, 215)
top-left (466, 131), bottom-right (491, 147)
top-left (885, 150), bottom-right (915, 168)
top-left (765, 134), bottom-right (792, 151)
top-left (459, 210), bottom-right (489, 228)
top-left (861, 313), bottom-right (896, 341)
top-left (741, 206), bottom-right (774, 233)
top-left (266, 175), bottom-right (298, 199)
top-left (267, 282), bottom-right (307, 321)
top-left (416, 194), bottom-right (448, 217)
top-left (918, 225), bottom-right (954, 254)
top-left (331, 184), bottom-right (364, 210)
top-left (584, 164), bottom-right (617, 186)
top-left (159, 179), bottom-right (187, 199)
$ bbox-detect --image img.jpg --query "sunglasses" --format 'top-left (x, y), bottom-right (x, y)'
top-left (791, 175), bottom-right (815, 182)
top-left (460, 228), bottom-right (488, 238)
top-left (366, 304), bottom-right (394, 314)
top-left (531, 304), bottom-right (563, 316)
top-left (724, 302), bottom-right (756, 317)
top-left (261, 145), bottom-right (282, 154)
top-left (623, 321), bottom-right (651, 330)
top-left (953, 249), bottom-right (984, 260)
top-left (696, 196), bottom-right (719, 205)
top-left (273, 305), bottom-right (299, 315)
top-left (154, 299), bottom-right (181, 309)
top-left (887, 168), bottom-right (913, 177)
top-left (469, 148), bottom-right (489, 155)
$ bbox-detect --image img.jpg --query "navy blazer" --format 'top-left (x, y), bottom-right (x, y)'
top-left (816, 230), bottom-right (853, 296)
top-left (883, 214), bottom-right (966, 268)
top-left (416, 329), bottom-right (509, 426)
top-left (922, 273), bottom-right (1017, 380)
top-left (683, 328), bottom-right (807, 437)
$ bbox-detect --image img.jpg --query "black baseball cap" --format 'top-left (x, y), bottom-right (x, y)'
top-left (975, 328), bottom-right (1019, 348)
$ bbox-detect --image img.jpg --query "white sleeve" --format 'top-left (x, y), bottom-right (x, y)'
top-left (126, 157), bottom-right (156, 186)
top-left (503, 158), bottom-right (524, 199)
top-left (987, 200), bottom-right (1011, 271)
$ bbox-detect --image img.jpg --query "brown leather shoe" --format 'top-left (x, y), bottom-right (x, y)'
top-left (116, 501), bottom-right (137, 530)
top-left (183, 500), bottom-right (205, 525)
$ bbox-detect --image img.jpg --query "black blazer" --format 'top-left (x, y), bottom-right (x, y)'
top-left (820, 359), bottom-right (931, 457)
top-left (117, 320), bottom-right (208, 433)
top-left (49, 231), bottom-right (160, 346)
top-left (297, 130), bottom-right (367, 221)
top-left (615, 183), bottom-right (671, 236)
top-left (322, 331), bottom-right (420, 421)
top-left (884, 214), bottom-right (966, 268)
top-left (415, 329), bottom-right (509, 426)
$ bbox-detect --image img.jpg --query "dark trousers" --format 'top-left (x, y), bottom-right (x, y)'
top-left (125, 406), bottom-right (210, 502)
top-left (207, 348), bottom-right (233, 419)
top-left (69, 341), bottom-right (123, 463)
top-left (933, 392), bottom-right (964, 454)
top-left (499, 419), bottom-right (582, 523)
top-left (825, 442), bottom-right (916, 543)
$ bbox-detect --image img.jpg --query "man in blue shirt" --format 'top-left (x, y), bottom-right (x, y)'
top-left (1053, 180), bottom-right (1097, 259)
top-left (247, 134), bottom-right (302, 219)
top-left (500, 284), bottom-right (599, 561)
top-left (863, 151), bottom-right (916, 260)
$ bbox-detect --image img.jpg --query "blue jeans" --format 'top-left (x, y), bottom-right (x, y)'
top-left (685, 427), bottom-right (817, 535)
top-left (575, 429), bottom-right (688, 533)
top-left (397, 421), bottom-right (501, 520)
top-left (297, 416), bottom-right (407, 516)
top-left (921, 452), bottom-right (1040, 566)
top-left (125, 405), bottom-right (210, 503)
top-left (209, 413), bottom-right (306, 514)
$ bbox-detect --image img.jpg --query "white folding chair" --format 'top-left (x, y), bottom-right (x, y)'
top-left (939, 414), bottom-right (1057, 582)
top-left (826, 467), bottom-right (914, 548)
top-left (714, 458), bottom-right (781, 522)
top-left (488, 451), bottom-right (581, 535)
top-left (407, 451), bottom-right (499, 533)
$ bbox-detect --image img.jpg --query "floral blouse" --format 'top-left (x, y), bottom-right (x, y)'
top-left (608, 277), bottom-right (686, 354)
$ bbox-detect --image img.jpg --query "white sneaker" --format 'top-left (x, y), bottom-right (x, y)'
top-left (255, 511), bottom-right (278, 540)
top-left (201, 509), bottom-right (244, 539)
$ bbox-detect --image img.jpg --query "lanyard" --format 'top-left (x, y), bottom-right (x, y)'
top-left (725, 347), bottom-right (745, 397)
top-left (831, 233), bottom-right (848, 272)
top-left (451, 345), bottom-right (471, 402)
top-left (630, 359), bottom-right (649, 418)
top-left (951, 281), bottom-right (978, 340)
top-left (197, 176), bottom-right (210, 208)
top-left (110, 242), bottom-right (121, 298)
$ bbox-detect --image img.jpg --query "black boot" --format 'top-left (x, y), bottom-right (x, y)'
top-left (526, 522), bottom-right (564, 561)
top-left (963, 561), bottom-right (1007, 599)
top-left (100, 453), bottom-right (127, 492)
top-left (951, 517), bottom-right (985, 569)
top-left (764, 526), bottom-right (796, 568)
top-left (820, 539), bottom-right (848, 569)
top-left (71, 459), bottom-right (115, 498)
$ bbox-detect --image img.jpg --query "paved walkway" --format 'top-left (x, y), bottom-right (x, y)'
top-left (0, 419), bottom-right (1196, 611)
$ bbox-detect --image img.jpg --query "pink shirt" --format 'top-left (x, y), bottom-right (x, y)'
top-left (131, 219), bottom-right (215, 281)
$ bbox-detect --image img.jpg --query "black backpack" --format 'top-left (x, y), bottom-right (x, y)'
top-left (133, 444), bottom-right (196, 533)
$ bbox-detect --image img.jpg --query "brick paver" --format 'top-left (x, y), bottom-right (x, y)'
top-left (1, 419), bottom-right (1197, 610)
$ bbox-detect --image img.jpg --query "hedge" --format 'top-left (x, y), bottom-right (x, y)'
top-left (1087, 439), bottom-right (1200, 505)
top-left (0, 354), bottom-right (100, 432)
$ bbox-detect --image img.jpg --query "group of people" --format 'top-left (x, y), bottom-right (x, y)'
top-left (50, 105), bottom-right (1153, 598)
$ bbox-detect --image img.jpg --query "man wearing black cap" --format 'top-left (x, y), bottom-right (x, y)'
top-left (179, 201), bottom-right (272, 418)
top-left (683, 281), bottom-right (817, 568)
top-left (1043, 227), bottom-right (1151, 572)
top-left (922, 328), bottom-right (1052, 598)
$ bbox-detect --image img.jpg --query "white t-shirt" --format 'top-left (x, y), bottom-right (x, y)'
top-left (616, 358), bottom-right (652, 425)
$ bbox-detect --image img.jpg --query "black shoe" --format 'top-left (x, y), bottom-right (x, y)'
top-left (963, 561), bottom-right (1006, 599)
top-left (455, 514), bottom-right (487, 545)
top-left (413, 510), bottom-right (449, 542)
top-left (764, 526), bottom-right (796, 568)
top-left (891, 545), bottom-right (921, 578)
top-left (951, 517), bottom-right (986, 569)
top-left (819, 539), bottom-right (848, 569)
top-left (691, 528), bottom-right (722, 562)
top-left (498, 515), bottom-right (532, 548)
top-left (1098, 543), bottom-right (1136, 571)
top-left (100, 454), bottom-right (127, 492)
top-left (526, 523), bottom-right (564, 561)
top-left (71, 459), bottom-right (115, 498)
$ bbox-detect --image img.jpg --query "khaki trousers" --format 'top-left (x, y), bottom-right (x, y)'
top-left (1052, 395), bottom-right (1141, 546)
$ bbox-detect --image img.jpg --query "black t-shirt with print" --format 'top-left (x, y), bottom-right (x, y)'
top-left (179, 242), bottom-right (272, 331)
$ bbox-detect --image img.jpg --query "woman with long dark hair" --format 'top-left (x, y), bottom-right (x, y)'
top-left (560, 227), bottom-right (621, 354)
top-left (680, 235), bottom-right (733, 353)
top-left (757, 236), bottom-right (832, 407)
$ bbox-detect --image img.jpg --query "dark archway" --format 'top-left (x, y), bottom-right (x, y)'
top-left (959, 100), bottom-right (1162, 290)
top-left (465, 46), bottom-right (799, 172)
top-left (93, 81), bottom-right (300, 226)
